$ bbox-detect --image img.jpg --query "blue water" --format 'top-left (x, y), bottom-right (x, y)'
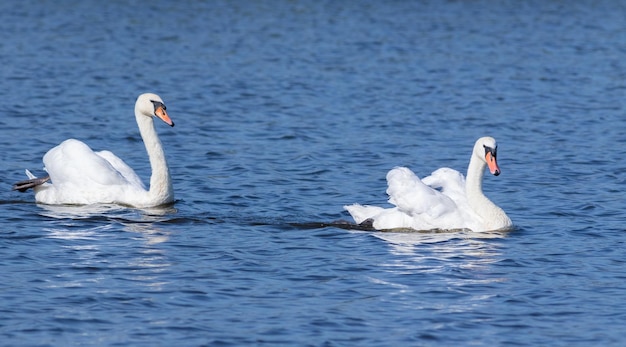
top-left (2, 1), bottom-right (626, 346)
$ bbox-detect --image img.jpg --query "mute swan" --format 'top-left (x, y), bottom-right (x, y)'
top-left (344, 137), bottom-right (512, 232)
top-left (12, 93), bottom-right (175, 208)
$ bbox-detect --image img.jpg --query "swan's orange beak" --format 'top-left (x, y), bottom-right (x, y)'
top-left (155, 105), bottom-right (175, 127)
top-left (485, 151), bottom-right (501, 176)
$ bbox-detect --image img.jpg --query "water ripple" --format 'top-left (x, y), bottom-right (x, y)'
top-left (1, 1), bottom-right (626, 346)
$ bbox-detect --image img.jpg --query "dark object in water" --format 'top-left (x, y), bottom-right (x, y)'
top-left (290, 219), bottom-right (377, 231)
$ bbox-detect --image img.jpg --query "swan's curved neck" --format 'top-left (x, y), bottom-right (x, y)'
top-left (465, 155), bottom-right (490, 207)
top-left (465, 153), bottom-right (510, 230)
top-left (136, 111), bottom-right (173, 205)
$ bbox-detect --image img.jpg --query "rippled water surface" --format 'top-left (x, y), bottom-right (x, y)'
top-left (1, 1), bottom-right (626, 346)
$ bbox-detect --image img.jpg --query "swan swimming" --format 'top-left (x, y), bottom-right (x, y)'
top-left (344, 137), bottom-right (512, 232)
top-left (13, 93), bottom-right (175, 208)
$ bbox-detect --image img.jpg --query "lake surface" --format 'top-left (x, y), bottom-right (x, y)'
top-left (1, 1), bottom-right (626, 346)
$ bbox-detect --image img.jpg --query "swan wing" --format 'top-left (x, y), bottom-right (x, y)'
top-left (96, 150), bottom-right (146, 190)
top-left (43, 139), bottom-right (135, 189)
top-left (422, 167), bottom-right (483, 228)
top-left (386, 167), bottom-right (456, 219)
top-left (421, 167), bottom-right (466, 204)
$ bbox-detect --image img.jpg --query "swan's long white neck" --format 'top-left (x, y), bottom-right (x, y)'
top-left (135, 110), bottom-right (173, 205)
top-left (465, 152), bottom-right (511, 230)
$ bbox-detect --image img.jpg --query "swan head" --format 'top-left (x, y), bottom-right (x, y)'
top-left (135, 93), bottom-right (175, 127)
top-left (474, 136), bottom-right (500, 176)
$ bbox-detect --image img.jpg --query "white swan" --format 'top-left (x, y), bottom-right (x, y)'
top-left (13, 93), bottom-right (175, 208)
top-left (344, 137), bottom-right (512, 232)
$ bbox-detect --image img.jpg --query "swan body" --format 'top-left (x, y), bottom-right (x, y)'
top-left (344, 137), bottom-right (512, 232)
top-left (14, 93), bottom-right (175, 208)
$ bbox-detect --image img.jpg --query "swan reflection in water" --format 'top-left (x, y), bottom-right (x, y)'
top-left (368, 227), bottom-right (512, 313)
top-left (40, 204), bottom-right (176, 290)
top-left (342, 229), bottom-right (513, 324)
top-left (372, 228), bottom-right (510, 246)
top-left (40, 203), bottom-right (176, 244)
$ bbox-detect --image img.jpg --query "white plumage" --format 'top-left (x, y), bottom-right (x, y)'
top-left (345, 137), bottom-right (512, 232)
top-left (15, 93), bottom-right (175, 208)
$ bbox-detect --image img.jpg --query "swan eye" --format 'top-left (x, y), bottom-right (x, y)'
top-left (483, 144), bottom-right (497, 158)
top-left (150, 100), bottom-right (166, 113)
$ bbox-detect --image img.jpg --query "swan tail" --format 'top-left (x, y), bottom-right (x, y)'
top-left (12, 170), bottom-right (50, 192)
top-left (26, 169), bottom-right (36, 179)
top-left (344, 204), bottom-right (384, 224)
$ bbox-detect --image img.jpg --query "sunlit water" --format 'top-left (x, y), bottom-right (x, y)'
top-left (1, 1), bottom-right (626, 346)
